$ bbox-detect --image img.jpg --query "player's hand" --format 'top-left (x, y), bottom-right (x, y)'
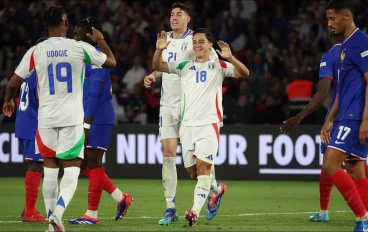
top-left (359, 119), bottom-right (368, 144)
top-left (144, 75), bottom-right (156, 89)
top-left (87, 27), bottom-right (104, 43)
top-left (84, 128), bottom-right (90, 147)
top-left (280, 116), bottom-right (301, 134)
top-left (2, 100), bottom-right (15, 117)
top-left (156, 31), bottom-right (170, 51)
top-left (320, 121), bottom-right (333, 145)
top-left (216, 41), bottom-right (233, 60)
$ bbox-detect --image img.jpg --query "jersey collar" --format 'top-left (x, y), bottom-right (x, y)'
top-left (170, 28), bottom-right (192, 39)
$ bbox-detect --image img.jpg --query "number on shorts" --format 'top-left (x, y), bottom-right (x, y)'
top-left (168, 52), bottom-right (177, 62)
top-left (48, 62), bottom-right (73, 95)
top-left (196, 71), bottom-right (207, 83)
top-left (337, 126), bottom-right (351, 141)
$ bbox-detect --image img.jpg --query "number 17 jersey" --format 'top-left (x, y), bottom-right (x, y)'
top-left (15, 37), bottom-right (107, 128)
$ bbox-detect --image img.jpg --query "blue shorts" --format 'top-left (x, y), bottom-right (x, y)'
top-left (19, 139), bottom-right (43, 162)
top-left (320, 122), bottom-right (338, 155)
top-left (86, 124), bottom-right (112, 151)
top-left (328, 120), bottom-right (368, 161)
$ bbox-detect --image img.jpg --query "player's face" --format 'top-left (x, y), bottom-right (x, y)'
top-left (170, 8), bottom-right (190, 31)
top-left (326, 9), bottom-right (345, 36)
top-left (192, 33), bottom-right (212, 59)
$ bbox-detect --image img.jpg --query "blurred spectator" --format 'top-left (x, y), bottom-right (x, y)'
top-left (125, 84), bottom-right (148, 125)
top-left (122, 55), bottom-right (147, 92)
top-left (234, 95), bottom-right (253, 124)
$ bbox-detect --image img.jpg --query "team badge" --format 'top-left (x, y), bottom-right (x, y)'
top-left (340, 49), bottom-right (346, 70)
top-left (208, 62), bottom-right (215, 70)
top-left (181, 42), bottom-right (188, 52)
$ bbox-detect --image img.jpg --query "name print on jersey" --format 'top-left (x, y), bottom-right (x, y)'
top-left (47, 50), bottom-right (68, 57)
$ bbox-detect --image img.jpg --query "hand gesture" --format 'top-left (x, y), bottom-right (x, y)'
top-left (280, 116), bottom-right (301, 133)
top-left (87, 27), bottom-right (104, 43)
top-left (144, 75), bottom-right (156, 89)
top-left (320, 121), bottom-right (333, 145)
top-left (359, 119), bottom-right (368, 144)
top-left (2, 100), bottom-right (15, 117)
top-left (216, 41), bottom-right (233, 60)
top-left (156, 31), bottom-right (170, 51)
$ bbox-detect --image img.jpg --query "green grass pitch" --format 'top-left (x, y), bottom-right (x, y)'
top-left (0, 178), bottom-right (356, 231)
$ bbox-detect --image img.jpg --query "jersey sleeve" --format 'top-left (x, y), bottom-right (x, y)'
top-left (167, 60), bottom-right (190, 77)
top-left (78, 41), bottom-right (107, 67)
top-left (209, 48), bottom-right (219, 60)
top-left (219, 61), bottom-right (235, 77)
top-left (355, 39), bottom-right (368, 74)
top-left (319, 52), bottom-right (333, 80)
top-left (14, 46), bottom-right (37, 79)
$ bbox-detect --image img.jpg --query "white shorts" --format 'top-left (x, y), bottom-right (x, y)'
top-left (35, 124), bottom-right (84, 160)
top-left (159, 106), bottom-right (181, 140)
top-left (179, 123), bottom-right (220, 168)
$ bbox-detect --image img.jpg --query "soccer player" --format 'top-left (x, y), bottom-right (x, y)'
top-left (321, 0), bottom-right (368, 230)
top-left (69, 17), bottom-right (132, 225)
top-left (144, 2), bottom-right (218, 225)
top-left (280, 34), bottom-right (343, 222)
top-left (152, 29), bottom-right (249, 226)
top-left (17, 37), bottom-right (48, 223)
top-left (2, 6), bottom-right (116, 232)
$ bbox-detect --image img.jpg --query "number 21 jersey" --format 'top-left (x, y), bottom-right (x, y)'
top-left (15, 37), bottom-right (107, 128)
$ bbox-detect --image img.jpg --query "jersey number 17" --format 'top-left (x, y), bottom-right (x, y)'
top-left (48, 62), bottom-right (72, 95)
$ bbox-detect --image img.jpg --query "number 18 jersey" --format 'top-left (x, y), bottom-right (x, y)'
top-left (15, 37), bottom-right (107, 128)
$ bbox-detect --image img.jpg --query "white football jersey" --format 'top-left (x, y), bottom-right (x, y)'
top-left (167, 60), bottom-right (235, 126)
top-left (161, 29), bottom-right (218, 108)
top-left (15, 37), bottom-right (107, 128)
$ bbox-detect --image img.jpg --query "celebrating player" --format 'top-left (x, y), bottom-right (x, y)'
top-left (320, 0), bottom-right (368, 231)
top-left (69, 17), bottom-right (132, 225)
top-left (144, 2), bottom-right (218, 225)
top-left (280, 33), bottom-right (343, 222)
top-left (2, 6), bottom-right (116, 232)
top-left (16, 37), bottom-right (48, 223)
top-left (152, 29), bottom-right (249, 226)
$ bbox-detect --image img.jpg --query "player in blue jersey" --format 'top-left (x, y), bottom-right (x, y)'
top-left (68, 17), bottom-right (132, 225)
top-left (281, 33), bottom-right (343, 222)
top-left (321, 0), bottom-right (368, 231)
top-left (16, 37), bottom-right (48, 223)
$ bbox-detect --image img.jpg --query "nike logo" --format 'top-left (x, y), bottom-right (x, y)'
top-left (335, 140), bottom-right (345, 144)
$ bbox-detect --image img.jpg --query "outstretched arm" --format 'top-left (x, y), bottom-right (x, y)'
top-left (216, 41), bottom-right (249, 77)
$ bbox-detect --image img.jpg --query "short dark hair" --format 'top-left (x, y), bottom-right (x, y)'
top-left (42, 6), bottom-right (67, 29)
top-left (76, 17), bottom-right (103, 34)
top-left (35, 37), bottom-right (48, 45)
top-left (193, 28), bottom-right (216, 44)
top-left (326, 0), bottom-right (355, 16)
top-left (171, 2), bottom-right (191, 16)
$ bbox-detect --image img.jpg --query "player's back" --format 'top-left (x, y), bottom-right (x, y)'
top-left (338, 29), bottom-right (368, 121)
top-left (83, 61), bottom-right (115, 125)
top-left (32, 38), bottom-right (91, 128)
top-left (15, 72), bottom-right (38, 140)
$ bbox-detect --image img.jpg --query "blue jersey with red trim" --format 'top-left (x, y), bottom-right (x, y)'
top-left (15, 72), bottom-right (38, 140)
top-left (83, 47), bottom-right (114, 124)
top-left (337, 29), bottom-right (368, 121)
top-left (319, 43), bottom-right (341, 118)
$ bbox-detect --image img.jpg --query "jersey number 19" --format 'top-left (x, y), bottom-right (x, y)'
top-left (48, 62), bottom-right (72, 95)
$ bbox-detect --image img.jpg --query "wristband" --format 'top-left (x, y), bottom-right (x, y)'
top-left (83, 123), bottom-right (91, 129)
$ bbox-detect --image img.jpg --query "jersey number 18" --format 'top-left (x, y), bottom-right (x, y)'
top-left (48, 62), bottom-right (72, 95)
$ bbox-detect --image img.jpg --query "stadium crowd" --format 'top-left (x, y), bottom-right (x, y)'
top-left (0, 0), bottom-right (368, 125)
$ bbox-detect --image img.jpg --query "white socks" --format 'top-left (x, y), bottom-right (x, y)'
top-left (192, 175), bottom-right (211, 216)
top-left (210, 173), bottom-right (221, 195)
top-left (54, 167), bottom-right (80, 220)
top-left (43, 167), bottom-right (59, 218)
top-left (111, 188), bottom-right (123, 203)
top-left (86, 210), bottom-right (98, 218)
top-left (319, 209), bottom-right (328, 216)
top-left (162, 157), bottom-right (177, 209)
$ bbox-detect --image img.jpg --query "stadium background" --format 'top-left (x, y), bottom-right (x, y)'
top-left (0, 0), bottom-right (368, 180)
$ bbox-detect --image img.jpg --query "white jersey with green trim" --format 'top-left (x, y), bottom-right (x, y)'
top-left (15, 37), bottom-right (107, 128)
top-left (167, 60), bottom-right (235, 126)
top-left (160, 29), bottom-right (218, 108)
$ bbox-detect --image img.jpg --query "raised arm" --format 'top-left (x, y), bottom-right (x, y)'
top-left (87, 27), bottom-right (116, 69)
top-left (152, 31), bottom-right (170, 73)
top-left (216, 41), bottom-right (250, 77)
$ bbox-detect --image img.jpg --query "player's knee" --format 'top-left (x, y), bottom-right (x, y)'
top-left (87, 155), bottom-right (102, 169)
top-left (28, 161), bottom-right (44, 173)
top-left (196, 163), bottom-right (212, 176)
top-left (162, 146), bottom-right (176, 158)
top-left (186, 166), bottom-right (197, 180)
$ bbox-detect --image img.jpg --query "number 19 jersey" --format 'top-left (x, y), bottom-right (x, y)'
top-left (15, 37), bottom-right (107, 128)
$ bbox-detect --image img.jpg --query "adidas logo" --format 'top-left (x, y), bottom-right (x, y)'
top-left (206, 155), bottom-right (213, 161)
top-left (197, 194), bottom-right (206, 198)
top-left (189, 66), bottom-right (196, 71)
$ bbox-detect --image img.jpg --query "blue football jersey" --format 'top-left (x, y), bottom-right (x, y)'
top-left (15, 72), bottom-right (38, 140)
top-left (337, 29), bottom-right (368, 121)
top-left (319, 43), bottom-right (341, 119)
top-left (83, 47), bottom-right (115, 124)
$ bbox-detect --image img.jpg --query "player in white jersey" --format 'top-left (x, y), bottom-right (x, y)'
top-left (144, 3), bottom-right (218, 225)
top-left (152, 29), bottom-right (249, 226)
top-left (2, 6), bottom-right (116, 232)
